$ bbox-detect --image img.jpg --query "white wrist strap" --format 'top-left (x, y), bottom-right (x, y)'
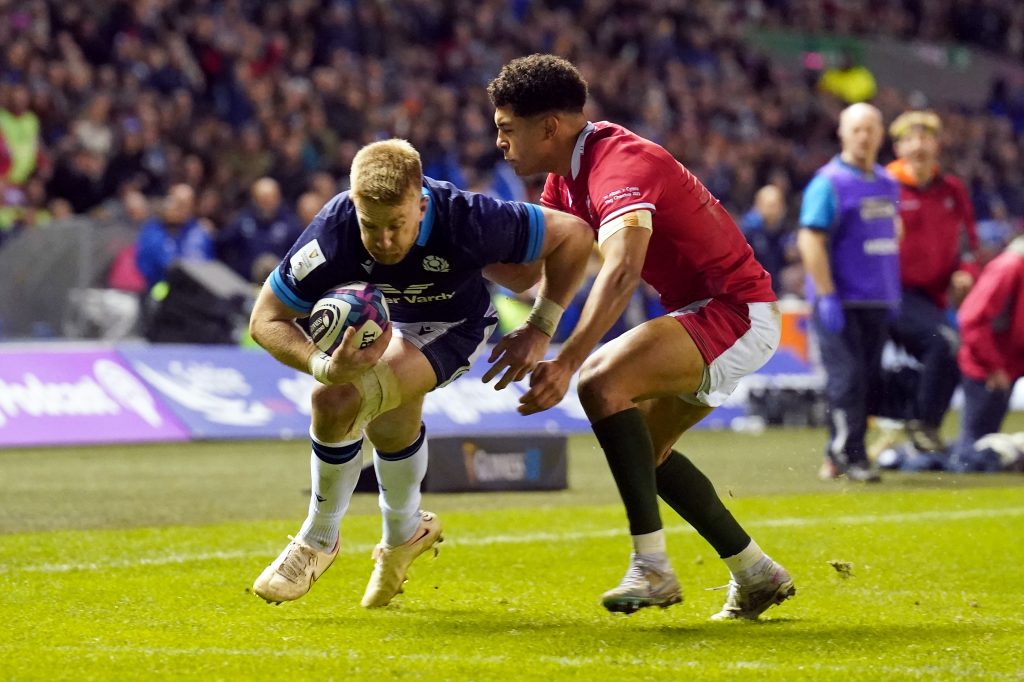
top-left (527, 296), bottom-right (564, 337)
top-left (309, 351), bottom-right (332, 385)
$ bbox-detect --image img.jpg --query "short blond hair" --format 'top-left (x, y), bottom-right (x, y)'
top-left (350, 139), bottom-right (422, 204)
top-left (889, 110), bottom-right (941, 140)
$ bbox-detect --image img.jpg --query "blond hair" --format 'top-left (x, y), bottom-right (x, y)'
top-left (889, 110), bottom-right (941, 140)
top-left (350, 139), bottom-right (422, 204)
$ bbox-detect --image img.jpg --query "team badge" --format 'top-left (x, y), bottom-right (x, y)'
top-left (422, 255), bottom-right (450, 272)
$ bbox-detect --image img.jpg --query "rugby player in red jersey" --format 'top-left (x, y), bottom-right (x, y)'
top-left (486, 54), bottom-right (795, 620)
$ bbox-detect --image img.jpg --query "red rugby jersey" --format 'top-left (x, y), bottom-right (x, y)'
top-left (886, 159), bottom-right (977, 308)
top-left (957, 239), bottom-right (1024, 383)
top-left (540, 122), bottom-right (774, 311)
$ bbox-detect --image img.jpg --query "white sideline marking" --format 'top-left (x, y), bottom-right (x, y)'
top-left (4, 506), bottom-right (1023, 575)
top-left (0, 644), bottom-right (1012, 678)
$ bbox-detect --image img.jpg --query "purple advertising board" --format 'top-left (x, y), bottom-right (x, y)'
top-left (117, 345), bottom-right (316, 440)
top-left (0, 348), bottom-right (189, 447)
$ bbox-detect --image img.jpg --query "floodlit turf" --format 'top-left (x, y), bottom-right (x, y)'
top-left (2, 418), bottom-right (1023, 680)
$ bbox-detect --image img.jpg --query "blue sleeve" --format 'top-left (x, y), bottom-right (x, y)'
top-left (457, 192), bottom-right (546, 265)
top-left (135, 221), bottom-right (169, 289)
top-left (799, 174), bottom-right (837, 230)
top-left (269, 195), bottom-right (348, 314)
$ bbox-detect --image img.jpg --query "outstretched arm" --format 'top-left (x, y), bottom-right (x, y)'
top-left (482, 207), bottom-right (593, 389)
top-left (516, 211), bottom-right (651, 414)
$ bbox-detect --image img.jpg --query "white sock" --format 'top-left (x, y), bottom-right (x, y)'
top-left (373, 425), bottom-right (428, 547)
top-left (722, 539), bottom-right (772, 585)
top-left (632, 530), bottom-right (667, 558)
top-left (296, 435), bottom-right (364, 551)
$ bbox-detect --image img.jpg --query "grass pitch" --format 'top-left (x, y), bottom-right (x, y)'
top-left (1, 416), bottom-right (1023, 680)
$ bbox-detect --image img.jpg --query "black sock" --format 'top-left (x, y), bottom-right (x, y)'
top-left (656, 450), bottom-right (750, 558)
top-left (592, 408), bottom-right (662, 536)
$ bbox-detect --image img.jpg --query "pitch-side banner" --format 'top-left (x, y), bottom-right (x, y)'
top-left (116, 344), bottom-right (601, 439)
top-left (0, 348), bottom-right (189, 447)
top-left (117, 344), bottom-right (318, 440)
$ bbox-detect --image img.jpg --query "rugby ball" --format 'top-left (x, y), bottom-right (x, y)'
top-left (308, 282), bottom-right (390, 354)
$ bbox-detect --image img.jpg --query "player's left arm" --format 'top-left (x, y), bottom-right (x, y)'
top-left (950, 177), bottom-right (979, 303)
top-left (483, 175), bottom-right (568, 293)
top-left (483, 207), bottom-right (593, 389)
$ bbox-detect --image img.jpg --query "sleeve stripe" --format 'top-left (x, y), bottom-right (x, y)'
top-left (523, 203), bottom-right (545, 263)
top-left (269, 269), bottom-right (315, 314)
top-left (599, 202), bottom-right (657, 226)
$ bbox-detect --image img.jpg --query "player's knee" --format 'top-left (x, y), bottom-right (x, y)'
top-left (311, 384), bottom-right (361, 439)
top-left (577, 357), bottom-right (624, 411)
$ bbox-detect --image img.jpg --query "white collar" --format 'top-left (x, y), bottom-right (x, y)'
top-left (570, 122), bottom-right (596, 180)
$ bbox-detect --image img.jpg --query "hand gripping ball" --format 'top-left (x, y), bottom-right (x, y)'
top-left (308, 282), bottom-right (390, 354)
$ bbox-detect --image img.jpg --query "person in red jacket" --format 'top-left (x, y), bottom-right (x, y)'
top-left (949, 236), bottom-right (1024, 471)
top-left (884, 111), bottom-right (978, 452)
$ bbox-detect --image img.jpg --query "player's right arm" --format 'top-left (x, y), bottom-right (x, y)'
top-left (796, 173), bottom-right (838, 297)
top-left (249, 281), bottom-right (390, 385)
top-left (517, 213), bottom-right (649, 414)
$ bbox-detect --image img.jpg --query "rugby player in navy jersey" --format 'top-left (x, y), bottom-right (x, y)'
top-left (249, 139), bottom-right (592, 607)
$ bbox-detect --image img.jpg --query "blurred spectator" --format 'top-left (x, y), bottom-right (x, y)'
top-left (103, 117), bottom-right (161, 197)
top-left (883, 110), bottom-right (978, 452)
top-left (296, 191), bottom-right (325, 226)
top-left (216, 177), bottom-right (302, 283)
top-left (135, 183), bottom-right (214, 290)
top-left (0, 82), bottom-right (41, 185)
top-left (46, 145), bottom-right (108, 213)
top-left (798, 103), bottom-right (899, 483)
top-left (949, 236), bottom-right (1024, 471)
top-left (818, 50), bottom-right (878, 104)
top-left (740, 185), bottom-right (799, 295)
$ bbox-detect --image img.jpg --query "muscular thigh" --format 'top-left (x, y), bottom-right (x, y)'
top-left (581, 315), bottom-right (707, 408)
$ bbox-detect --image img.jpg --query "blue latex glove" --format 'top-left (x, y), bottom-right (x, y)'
top-left (817, 293), bottom-right (845, 333)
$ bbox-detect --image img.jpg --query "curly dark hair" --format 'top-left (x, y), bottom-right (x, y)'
top-left (487, 54), bottom-right (588, 117)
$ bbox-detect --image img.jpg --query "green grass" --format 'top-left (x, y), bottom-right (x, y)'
top-left (2, 416), bottom-right (1023, 680)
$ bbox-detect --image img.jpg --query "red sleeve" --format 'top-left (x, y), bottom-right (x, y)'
top-left (540, 174), bottom-right (563, 210)
top-left (958, 256), bottom-right (1016, 374)
top-left (586, 141), bottom-right (664, 225)
top-left (948, 175), bottom-right (978, 257)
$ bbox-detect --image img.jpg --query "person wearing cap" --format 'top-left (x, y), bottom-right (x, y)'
top-left (884, 111), bottom-right (978, 453)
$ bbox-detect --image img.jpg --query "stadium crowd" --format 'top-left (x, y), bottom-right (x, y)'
top-left (1, 0), bottom-right (1023, 281)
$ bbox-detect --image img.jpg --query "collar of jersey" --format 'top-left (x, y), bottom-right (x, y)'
top-left (417, 186), bottom-right (435, 246)
top-left (833, 154), bottom-right (879, 180)
top-left (570, 122), bottom-right (597, 180)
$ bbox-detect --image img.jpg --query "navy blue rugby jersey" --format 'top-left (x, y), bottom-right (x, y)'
top-left (269, 177), bottom-right (546, 323)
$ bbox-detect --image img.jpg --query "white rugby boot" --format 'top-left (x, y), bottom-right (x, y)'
top-left (252, 536), bottom-right (339, 604)
top-left (710, 560), bottom-right (796, 621)
top-left (361, 511), bottom-right (443, 608)
top-left (601, 553), bottom-right (683, 614)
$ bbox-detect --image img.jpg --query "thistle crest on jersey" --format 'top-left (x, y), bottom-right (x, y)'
top-left (309, 282), bottom-right (391, 354)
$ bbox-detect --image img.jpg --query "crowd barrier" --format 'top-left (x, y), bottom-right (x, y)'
top-left (7, 308), bottom-right (1017, 450)
top-left (0, 341), bottom-right (806, 449)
